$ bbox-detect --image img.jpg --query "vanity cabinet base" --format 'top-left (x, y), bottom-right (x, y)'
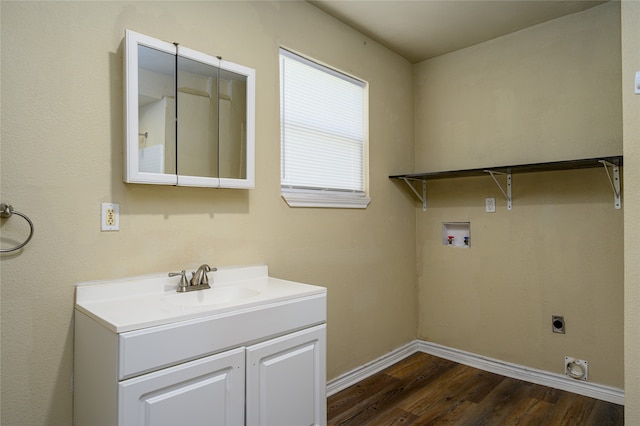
top-left (74, 299), bottom-right (327, 425)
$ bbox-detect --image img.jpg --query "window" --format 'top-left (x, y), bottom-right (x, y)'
top-left (279, 48), bottom-right (370, 208)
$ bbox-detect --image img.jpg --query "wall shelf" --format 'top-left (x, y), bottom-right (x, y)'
top-left (390, 156), bottom-right (623, 211)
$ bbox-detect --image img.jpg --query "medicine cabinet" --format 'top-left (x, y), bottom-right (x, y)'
top-left (124, 30), bottom-right (255, 188)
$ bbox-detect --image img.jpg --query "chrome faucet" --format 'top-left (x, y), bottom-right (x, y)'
top-left (168, 264), bottom-right (217, 292)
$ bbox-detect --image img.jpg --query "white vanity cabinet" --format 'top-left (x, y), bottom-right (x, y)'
top-left (73, 267), bottom-right (327, 426)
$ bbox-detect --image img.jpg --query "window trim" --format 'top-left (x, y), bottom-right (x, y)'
top-left (281, 187), bottom-right (371, 209)
top-left (279, 48), bottom-right (370, 209)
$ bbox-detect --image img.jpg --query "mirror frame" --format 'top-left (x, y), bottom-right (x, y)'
top-left (124, 29), bottom-right (255, 188)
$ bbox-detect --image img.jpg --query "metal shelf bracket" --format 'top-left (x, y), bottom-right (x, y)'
top-left (484, 170), bottom-right (512, 210)
top-left (599, 160), bottom-right (621, 209)
top-left (400, 177), bottom-right (427, 211)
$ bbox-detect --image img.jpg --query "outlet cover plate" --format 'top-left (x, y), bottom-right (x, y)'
top-left (485, 197), bottom-right (496, 213)
top-left (565, 357), bottom-right (588, 381)
top-left (101, 202), bottom-right (119, 231)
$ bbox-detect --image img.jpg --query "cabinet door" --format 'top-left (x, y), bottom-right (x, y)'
top-left (119, 347), bottom-right (244, 426)
top-left (246, 324), bottom-right (326, 426)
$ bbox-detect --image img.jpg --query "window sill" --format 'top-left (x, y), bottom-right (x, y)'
top-left (281, 189), bottom-right (371, 209)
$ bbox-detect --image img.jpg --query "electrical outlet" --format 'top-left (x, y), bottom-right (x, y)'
top-left (485, 197), bottom-right (496, 213)
top-left (101, 203), bottom-right (119, 231)
top-left (105, 208), bottom-right (116, 226)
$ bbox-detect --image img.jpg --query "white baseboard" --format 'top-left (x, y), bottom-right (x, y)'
top-left (326, 340), bottom-right (416, 396)
top-left (326, 339), bottom-right (624, 405)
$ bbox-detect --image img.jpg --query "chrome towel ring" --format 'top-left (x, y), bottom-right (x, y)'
top-left (1, 203), bottom-right (34, 253)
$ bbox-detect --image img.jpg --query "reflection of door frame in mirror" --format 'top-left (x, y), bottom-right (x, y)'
top-left (124, 29), bottom-right (256, 189)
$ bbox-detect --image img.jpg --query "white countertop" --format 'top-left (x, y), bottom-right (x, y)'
top-left (75, 265), bottom-right (326, 333)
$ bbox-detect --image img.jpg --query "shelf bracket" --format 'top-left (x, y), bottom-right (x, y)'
top-left (400, 178), bottom-right (427, 211)
top-left (599, 160), bottom-right (621, 209)
top-left (484, 170), bottom-right (512, 210)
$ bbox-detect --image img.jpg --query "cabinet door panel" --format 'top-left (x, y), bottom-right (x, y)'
top-left (246, 325), bottom-right (326, 426)
top-left (119, 347), bottom-right (244, 426)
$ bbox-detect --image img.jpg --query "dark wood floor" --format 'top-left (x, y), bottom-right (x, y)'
top-left (327, 352), bottom-right (623, 425)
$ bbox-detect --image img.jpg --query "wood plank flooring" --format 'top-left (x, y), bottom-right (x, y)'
top-left (327, 352), bottom-right (623, 425)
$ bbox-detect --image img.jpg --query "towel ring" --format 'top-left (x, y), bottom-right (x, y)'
top-left (1, 203), bottom-right (34, 253)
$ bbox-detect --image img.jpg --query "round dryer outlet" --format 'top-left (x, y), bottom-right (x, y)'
top-left (565, 357), bottom-right (588, 381)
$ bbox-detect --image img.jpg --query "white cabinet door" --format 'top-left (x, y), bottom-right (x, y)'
top-left (119, 347), bottom-right (245, 426)
top-left (246, 324), bottom-right (326, 426)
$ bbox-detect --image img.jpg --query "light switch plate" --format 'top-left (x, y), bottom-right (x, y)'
top-left (635, 71), bottom-right (640, 94)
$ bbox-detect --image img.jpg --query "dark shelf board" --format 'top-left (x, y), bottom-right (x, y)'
top-left (389, 156), bottom-right (622, 181)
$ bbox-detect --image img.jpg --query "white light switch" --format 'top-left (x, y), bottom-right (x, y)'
top-left (636, 71), bottom-right (640, 94)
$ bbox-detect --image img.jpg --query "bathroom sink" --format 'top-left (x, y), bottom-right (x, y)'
top-left (162, 286), bottom-right (260, 307)
top-left (74, 265), bottom-right (327, 332)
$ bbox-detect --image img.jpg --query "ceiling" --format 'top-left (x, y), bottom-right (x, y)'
top-left (308, 0), bottom-right (608, 63)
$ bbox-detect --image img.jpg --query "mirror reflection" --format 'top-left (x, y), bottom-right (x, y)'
top-left (177, 55), bottom-right (220, 178)
top-left (136, 47), bottom-right (249, 181)
top-left (175, 60), bottom-right (249, 180)
top-left (218, 69), bottom-right (248, 180)
top-left (137, 45), bottom-right (176, 175)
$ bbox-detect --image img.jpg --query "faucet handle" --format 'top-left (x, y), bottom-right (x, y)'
top-left (168, 270), bottom-right (189, 292)
top-left (205, 265), bottom-right (218, 284)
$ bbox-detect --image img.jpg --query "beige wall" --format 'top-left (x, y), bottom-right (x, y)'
top-left (414, 2), bottom-right (622, 172)
top-left (622, 0), bottom-right (640, 422)
top-left (3, 1), bottom-right (637, 424)
top-left (0, 2), bottom-right (416, 424)
top-left (414, 1), bottom-right (625, 388)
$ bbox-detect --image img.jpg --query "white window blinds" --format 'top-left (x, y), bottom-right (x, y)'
top-left (280, 49), bottom-right (367, 195)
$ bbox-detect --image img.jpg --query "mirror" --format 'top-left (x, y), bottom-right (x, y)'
top-left (176, 53), bottom-right (219, 180)
top-left (124, 30), bottom-right (255, 188)
top-left (137, 44), bottom-right (176, 177)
